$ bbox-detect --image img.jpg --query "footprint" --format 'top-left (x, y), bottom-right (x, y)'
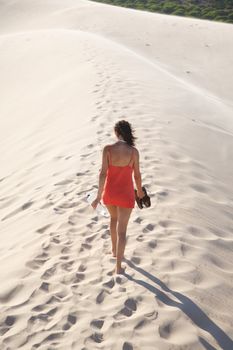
top-left (81, 243), bottom-right (92, 250)
top-left (0, 327), bottom-right (9, 336)
top-left (158, 220), bottom-right (169, 228)
top-left (157, 190), bottom-right (169, 197)
top-left (148, 239), bottom-right (157, 249)
top-left (190, 184), bottom-right (208, 193)
top-left (26, 259), bottom-right (46, 270)
top-left (123, 342), bottom-right (133, 350)
top-left (29, 313), bottom-right (48, 324)
top-left (43, 332), bottom-right (64, 342)
top-left (187, 226), bottom-right (202, 235)
top-left (85, 233), bottom-right (97, 243)
top-left (32, 304), bottom-right (45, 312)
top-left (115, 275), bottom-right (127, 284)
top-left (65, 155), bottom-right (73, 160)
top-left (62, 314), bottom-right (77, 330)
top-left (125, 298), bottom-right (137, 311)
top-left (118, 307), bottom-right (132, 317)
top-left (62, 322), bottom-right (71, 330)
top-left (60, 255), bottom-right (69, 260)
top-left (68, 315), bottom-right (77, 325)
top-left (61, 261), bottom-right (74, 271)
top-left (74, 273), bottom-right (85, 283)
top-left (103, 278), bottom-right (115, 289)
top-left (53, 207), bottom-right (65, 215)
top-left (40, 202), bottom-right (54, 209)
top-left (61, 247), bottom-right (71, 255)
top-left (36, 224), bottom-right (52, 234)
top-left (134, 319), bottom-right (148, 330)
top-left (101, 230), bottom-right (109, 239)
top-left (47, 307), bottom-right (58, 316)
top-left (42, 265), bottom-right (57, 280)
top-left (136, 234), bottom-right (144, 242)
top-left (134, 217), bottom-right (143, 224)
top-left (143, 224), bottom-right (155, 233)
top-left (78, 264), bottom-right (87, 272)
top-left (81, 152), bottom-right (92, 159)
top-left (22, 201), bottom-right (34, 210)
top-left (159, 321), bottom-right (173, 339)
top-left (5, 315), bottom-right (16, 326)
top-left (180, 243), bottom-right (190, 257)
top-left (96, 290), bottom-right (107, 304)
top-left (131, 256), bottom-right (141, 265)
top-left (76, 171), bottom-right (90, 177)
top-left (40, 282), bottom-right (50, 292)
top-left (2, 201), bottom-right (34, 221)
top-left (90, 319), bottom-right (104, 330)
top-left (54, 179), bottom-right (73, 186)
top-left (91, 116), bottom-right (98, 122)
top-left (51, 237), bottom-right (60, 244)
top-left (90, 332), bottom-right (103, 343)
top-left (115, 298), bottom-right (137, 319)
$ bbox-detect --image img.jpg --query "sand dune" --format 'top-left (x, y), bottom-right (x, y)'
top-left (0, 0), bottom-right (233, 349)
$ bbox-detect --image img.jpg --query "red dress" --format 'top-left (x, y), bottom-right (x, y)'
top-left (101, 147), bottom-right (135, 208)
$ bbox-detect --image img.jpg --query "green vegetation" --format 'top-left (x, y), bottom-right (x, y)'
top-left (91, 0), bottom-right (233, 24)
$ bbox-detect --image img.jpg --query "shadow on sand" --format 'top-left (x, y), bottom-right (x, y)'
top-left (123, 258), bottom-right (233, 350)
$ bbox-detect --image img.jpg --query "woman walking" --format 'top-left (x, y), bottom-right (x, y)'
top-left (91, 120), bottom-right (144, 274)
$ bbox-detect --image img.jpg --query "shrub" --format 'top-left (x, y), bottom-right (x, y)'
top-left (147, 2), bottom-right (162, 11)
top-left (163, 2), bottom-right (177, 14)
top-left (187, 8), bottom-right (201, 17)
top-left (173, 8), bottom-right (185, 15)
top-left (203, 10), bottom-right (217, 19)
top-left (92, 0), bottom-right (232, 24)
top-left (214, 15), bottom-right (228, 21)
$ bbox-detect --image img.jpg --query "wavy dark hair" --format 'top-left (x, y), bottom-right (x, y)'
top-left (114, 120), bottom-right (137, 147)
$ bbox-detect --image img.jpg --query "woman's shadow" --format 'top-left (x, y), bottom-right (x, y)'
top-left (123, 259), bottom-right (233, 350)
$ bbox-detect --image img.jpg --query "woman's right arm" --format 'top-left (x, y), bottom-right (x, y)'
top-left (133, 148), bottom-right (145, 199)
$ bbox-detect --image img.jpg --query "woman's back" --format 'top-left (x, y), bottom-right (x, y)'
top-left (108, 142), bottom-right (135, 168)
top-left (102, 141), bottom-right (136, 208)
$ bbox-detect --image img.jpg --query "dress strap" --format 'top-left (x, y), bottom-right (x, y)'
top-left (108, 148), bottom-right (112, 165)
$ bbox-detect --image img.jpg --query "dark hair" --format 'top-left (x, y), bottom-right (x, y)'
top-left (114, 120), bottom-right (137, 146)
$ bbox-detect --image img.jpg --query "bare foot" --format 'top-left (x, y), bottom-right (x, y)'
top-left (115, 266), bottom-right (126, 274)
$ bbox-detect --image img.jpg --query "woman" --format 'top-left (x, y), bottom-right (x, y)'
top-left (91, 120), bottom-right (144, 274)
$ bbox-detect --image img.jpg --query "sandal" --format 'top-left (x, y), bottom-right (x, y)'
top-left (134, 186), bottom-right (151, 209)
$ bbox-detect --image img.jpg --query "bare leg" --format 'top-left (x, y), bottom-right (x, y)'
top-left (116, 206), bottom-right (133, 274)
top-left (105, 204), bottom-right (118, 257)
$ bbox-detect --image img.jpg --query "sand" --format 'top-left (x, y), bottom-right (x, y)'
top-left (0, 0), bottom-right (233, 349)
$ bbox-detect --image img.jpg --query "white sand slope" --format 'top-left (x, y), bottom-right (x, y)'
top-left (0, 0), bottom-right (233, 349)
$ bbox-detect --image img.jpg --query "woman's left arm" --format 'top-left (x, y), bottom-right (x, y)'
top-left (91, 146), bottom-right (109, 209)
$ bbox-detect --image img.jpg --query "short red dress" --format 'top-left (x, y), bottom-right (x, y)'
top-left (101, 147), bottom-right (135, 208)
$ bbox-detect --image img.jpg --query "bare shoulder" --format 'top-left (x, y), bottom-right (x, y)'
top-left (102, 144), bottom-right (112, 152)
top-left (131, 146), bottom-right (139, 158)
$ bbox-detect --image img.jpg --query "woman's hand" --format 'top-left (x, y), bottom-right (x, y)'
top-left (91, 196), bottom-right (100, 209)
top-left (137, 189), bottom-right (145, 199)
